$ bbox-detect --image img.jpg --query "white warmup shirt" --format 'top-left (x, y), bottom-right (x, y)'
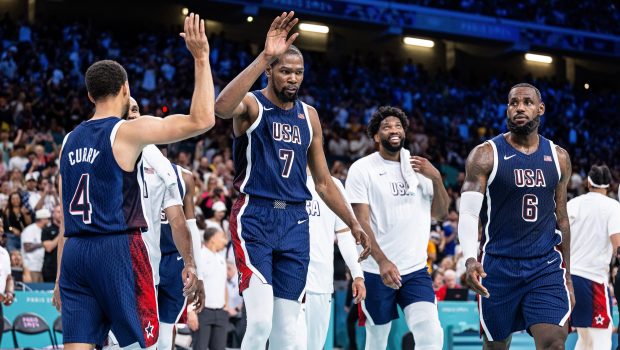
top-left (568, 192), bottom-right (620, 284)
top-left (346, 152), bottom-right (433, 275)
top-left (0, 246), bottom-right (10, 295)
top-left (21, 223), bottom-right (44, 272)
top-left (201, 246), bottom-right (227, 309)
top-left (140, 144), bottom-right (183, 284)
top-left (305, 175), bottom-right (363, 294)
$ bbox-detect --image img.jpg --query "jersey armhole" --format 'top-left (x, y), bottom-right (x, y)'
top-left (548, 140), bottom-right (562, 180)
top-left (301, 102), bottom-right (313, 149)
top-left (109, 119), bottom-right (125, 148)
top-left (246, 93), bottom-right (264, 134)
top-left (61, 132), bottom-right (72, 151)
top-left (486, 140), bottom-right (499, 185)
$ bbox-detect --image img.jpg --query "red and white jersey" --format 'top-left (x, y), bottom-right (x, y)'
top-left (568, 192), bottom-right (620, 284)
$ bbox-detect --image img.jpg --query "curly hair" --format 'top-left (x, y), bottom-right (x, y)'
top-left (366, 106), bottom-right (409, 138)
top-left (85, 60), bottom-right (128, 101)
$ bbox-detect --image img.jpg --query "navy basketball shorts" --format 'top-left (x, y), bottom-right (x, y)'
top-left (359, 267), bottom-right (436, 326)
top-left (230, 194), bottom-right (310, 301)
top-left (59, 232), bottom-right (158, 348)
top-left (571, 275), bottom-right (612, 329)
top-left (479, 249), bottom-right (571, 341)
top-left (158, 252), bottom-right (187, 324)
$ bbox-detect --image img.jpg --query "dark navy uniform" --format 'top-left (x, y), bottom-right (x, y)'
top-left (230, 90), bottom-right (312, 300)
top-left (479, 134), bottom-right (570, 341)
top-left (60, 117), bottom-right (158, 348)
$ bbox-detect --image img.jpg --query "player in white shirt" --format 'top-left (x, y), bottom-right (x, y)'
top-left (568, 165), bottom-right (620, 350)
top-left (294, 172), bottom-right (366, 350)
top-left (0, 224), bottom-right (15, 342)
top-left (346, 106), bottom-right (449, 350)
top-left (126, 98), bottom-right (205, 350)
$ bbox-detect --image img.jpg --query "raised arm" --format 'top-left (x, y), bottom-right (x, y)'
top-left (114, 13), bottom-right (215, 170)
top-left (554, 146), bottom-right (574, 308)
top-left (306, 107), bottom-right (370, 260)
top-left (214, 11), bottom-right (299, 120)
top-left (458, 142), bottom-right (494, 298)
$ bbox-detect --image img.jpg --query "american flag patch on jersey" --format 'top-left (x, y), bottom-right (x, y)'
top-left (144, 167), bottom-right (155, 174)
top-left (298, 113), bottom-right (305, 119)
top-left (544, 155), bottom-right (552, 162)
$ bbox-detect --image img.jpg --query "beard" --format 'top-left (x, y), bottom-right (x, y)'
top-left (380, 137), bottom-right (404, 153)
top-left (507, 115), bottom-right (540, 135)
top-left (121, 100), bottom-right (130, 119)
top-left (273, 85), bottom-right (298, 103)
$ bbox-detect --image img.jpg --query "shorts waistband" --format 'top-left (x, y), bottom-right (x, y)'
top-left (248, 196), bottom-right (306, 210)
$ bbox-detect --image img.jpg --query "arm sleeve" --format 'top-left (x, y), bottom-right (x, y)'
top-left (457, 191), bottom-right (484, 261)
top-left (187, 219), bottom-right (205, 280)
top-left (336, 232), bottom-right (364, 280)
top-left (345, 162), bottom-right (369, 204)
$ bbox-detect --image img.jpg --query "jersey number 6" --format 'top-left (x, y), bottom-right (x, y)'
top-left (522, 194), bottom-right (538, 222)
top-left (69, 173), bottom-right (92, 224)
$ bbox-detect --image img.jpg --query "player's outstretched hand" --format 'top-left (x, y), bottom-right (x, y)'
top-left (379, 259), bottom-right (402, 289)
top-left (410, 156), bottom-right (441, 180)
top-left (179, 12), bottom-right (209, 61)
top-left (351, 277), bottom-right (366, 304)
top-left (182, 264), bottom-right (199, 298)
top-left (465, 258), bottom-right (490, 298)
top-left (192, 280), bottom-right (206, 313)
top-left (351, 224), bottom-right (371, 262)
top-left (52, 283), bottom-right (61, 312)
top-left (263, 11), bottom-right (299, 61)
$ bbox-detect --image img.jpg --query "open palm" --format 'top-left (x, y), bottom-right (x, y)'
top-left (264, 11), bottom-right (299, 58)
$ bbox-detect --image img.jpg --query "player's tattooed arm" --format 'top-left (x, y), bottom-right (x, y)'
top-left (554, 146), bottom-right (575, 307)
top-left (461, 142), bottom-right (494, 194)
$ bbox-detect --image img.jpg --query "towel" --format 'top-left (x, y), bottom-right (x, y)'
top-left (400, 148), bottom-right (419, 195)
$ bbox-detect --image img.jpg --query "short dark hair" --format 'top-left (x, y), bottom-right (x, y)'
top-left (270, 45), bottom-right (303, 67)
top-left (509, 83), bottom-right (542, 102)
top-left (588, 165), bottom-right (612, 187)
top-left (203, 227), bottom-right (221, 242)
top-left (367, 106), bottom-right (409, 138)
top-left (85, 60), bottom-right (128, 101)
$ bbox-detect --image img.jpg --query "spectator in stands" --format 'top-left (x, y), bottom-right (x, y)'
top-left (435, 269), bottom-right (462, 301)
top-left (432, 270), bottom-right (444, 293)
top-left (3, 191), bottom-right (32, 251)
top-left (205, 201), bottom-right (229, 239)
top-left (442, 210), bottom-right (458, 256)
top-left (20, 208), bottom-right (50, 282)
top-left (22, 172), bottom-right (39, 212)
top-left (34, 177), bottom-right (59, 211)
top-left (8, 144), bottom-right (27, 172)
top-left (10, 250), bottom-right (29, 283)
top-left (41, 205), bottom-right (60, 282)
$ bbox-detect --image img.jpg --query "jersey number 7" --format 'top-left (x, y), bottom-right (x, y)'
top-left (70, 173), bottom-right (92, 224)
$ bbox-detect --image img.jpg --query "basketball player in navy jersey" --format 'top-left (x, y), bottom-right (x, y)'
top-left (214, 11), bottom-right (371, 349)
top-left (458, 83), bottom-right (575, 349)
top-left (51, 13), bottom-right (214, 350)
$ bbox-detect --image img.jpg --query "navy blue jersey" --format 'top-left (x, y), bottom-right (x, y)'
top-left (60, 117), bottom-right (147, 236)
top-left (160, 164), bottom-right (185, 255)
top-left (233, 91), bottom-right (312, 203)
top-left (483, 134), bottom-right (561, 258)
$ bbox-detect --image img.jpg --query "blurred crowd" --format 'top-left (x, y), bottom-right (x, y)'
top-left (399, 0), bottom-right (620, 35)
top-left (1, 13), bottom-right (620, 346)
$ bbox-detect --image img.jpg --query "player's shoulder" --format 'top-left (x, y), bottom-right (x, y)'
top-left (350, 152), bottom-right (379, 169)
top-left (465, 142), bottom-right (494, 172)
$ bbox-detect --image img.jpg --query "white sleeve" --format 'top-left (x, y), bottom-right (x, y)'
top-left (143, 145), bottom-right (177, 189)
top-left (21, 226), bottom-right (35, 243)
top-left (457, 191), bottom-right (484, 260)
top-left (337, 232), bottom-right (363, 280)
top-left (608, 202), bottom-right (620, 236)
top-left (332, 179), bottom-right (349, 232)
top-left (162, 182), bottom-right (183, 210)
top-left (567, 198), bottom-right (578, 223)
top-left (345, 161), bottom-right (369, 204)
top-left (187, 219), bottom-right (205, 280)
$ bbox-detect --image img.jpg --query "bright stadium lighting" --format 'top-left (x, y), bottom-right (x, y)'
top-left (181, 7), bottom-right (189, 16)
top-left (584, 83), bottom-right (590, 90)
top-left (247, 16), bottom-right (254, 23)
top-left (299, 23), bottom-right (329, 34)
top-left (403, 37), bottom-right (435, 48)
top-left (525, 53), bottom-right (553, 63)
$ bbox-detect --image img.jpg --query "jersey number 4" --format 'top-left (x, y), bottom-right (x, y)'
top-left (70, 173), bottom-right (92, 224)
top-left (522, 194), bottom-right (538, 222)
